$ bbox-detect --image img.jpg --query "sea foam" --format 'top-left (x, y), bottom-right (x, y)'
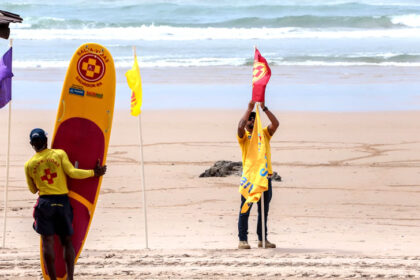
top-left (10, 25), bottom-right (420, 41)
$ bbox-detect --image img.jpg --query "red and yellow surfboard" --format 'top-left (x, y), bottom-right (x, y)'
top-left (40, 43), bottom-right (116, 280)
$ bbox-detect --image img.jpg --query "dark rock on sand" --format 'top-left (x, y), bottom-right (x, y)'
top-left (199, 160), bottom-right (242, 177)
top-left (270, 172), bottom-right (282, 182)
top-left (199, 160), bottom-right (281, 182)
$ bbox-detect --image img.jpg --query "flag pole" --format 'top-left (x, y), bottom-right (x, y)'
top-left (138, 113), bottom-right (149, 249)
top-left (257, 103), bottom-right (266, 249)
top-left (2, 38), bottom-right (13, 248)
top-left (254, 46), bottom-right (266, 248)
top-left (253, 46), bottom-right (267, 248)
top-left (261, 189), bottom-right (266, 248)
top-left (133, 46), bottom-right (149, 249)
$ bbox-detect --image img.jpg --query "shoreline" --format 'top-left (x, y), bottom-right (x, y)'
top-left (13, 65), bottom-right (420, 84)
top-left (7, 65), bottom-right (420, 111)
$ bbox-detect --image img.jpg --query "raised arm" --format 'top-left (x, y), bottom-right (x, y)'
top-left (238, 100), bottom-right (256, 138)
top-left (261, 101), bottom-right (279, 136)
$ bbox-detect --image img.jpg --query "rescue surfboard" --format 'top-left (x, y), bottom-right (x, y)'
top-left (40, 43), bottom-right (115, 280)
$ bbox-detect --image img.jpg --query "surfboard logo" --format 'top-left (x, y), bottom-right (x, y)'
top-left (252, 62), bottom-right (268, 84)
top-left (77, 54), bottom-right (106, 83)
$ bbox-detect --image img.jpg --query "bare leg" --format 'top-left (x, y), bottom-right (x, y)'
top-left (60, 235), bottom-right (75, 280)
top-left (41, 235), bottom-right (57, 280)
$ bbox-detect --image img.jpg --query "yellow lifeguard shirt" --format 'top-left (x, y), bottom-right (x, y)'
top-left (237, 127), bottom-right (273, 175)
top-left (25, 149), bottom-right (94, 196)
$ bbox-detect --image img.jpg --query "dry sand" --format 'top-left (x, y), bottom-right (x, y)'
top-left (1, 109), bottom-right (420, 279)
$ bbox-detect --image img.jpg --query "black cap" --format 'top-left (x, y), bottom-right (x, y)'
top-left (29, 128), bottom-right (47, 142)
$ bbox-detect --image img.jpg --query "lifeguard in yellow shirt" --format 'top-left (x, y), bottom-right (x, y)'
top-left (24, 128), bottom-right (106, 280)
top-left (237, 100), bottom-right (279, 249)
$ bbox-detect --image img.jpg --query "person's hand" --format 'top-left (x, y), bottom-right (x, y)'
top-left (248, 100), bottom-right (256, 110)
top-left (260, 101), bottom-right (265, 109)
top-left (94, 159), bottom-right (107, 177)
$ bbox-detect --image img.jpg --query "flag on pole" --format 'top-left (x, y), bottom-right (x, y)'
top-left (252, 48), bottom-right (271, 102)
top-left (125, 54), bottom-right (142, 116)
top-left (0, 47), bottom-right (13, 109)
top-left (239, 105), bottom-right (269, 213)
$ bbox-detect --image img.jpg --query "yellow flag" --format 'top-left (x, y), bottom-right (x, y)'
top-left (125, 54), bottom-right (142, 116)
top-left (239, 104), bottom-right (269, 213)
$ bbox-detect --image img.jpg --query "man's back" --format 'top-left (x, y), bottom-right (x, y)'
top-left (25, 149), bottom-right (93, 196)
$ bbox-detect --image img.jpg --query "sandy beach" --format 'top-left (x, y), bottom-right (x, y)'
top-left (4, 1), bottom-right (420, 278)
top-left (1, 107), bottom-right (420, 279)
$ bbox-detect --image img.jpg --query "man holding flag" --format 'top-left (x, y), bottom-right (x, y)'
top-left (237, 48), bottom-right (279, 249)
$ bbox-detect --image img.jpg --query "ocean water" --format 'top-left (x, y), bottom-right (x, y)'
top-left (2, 0), bottom-right (420, 111)
top-left (3, 0), bottom-right (420, 68)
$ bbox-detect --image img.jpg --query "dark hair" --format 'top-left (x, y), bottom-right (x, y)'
top-left (30, 137), bottom-right (47, 150)
top-left (29, 128), bottom-right (47, 150)
top-left (248, 112), bottom-right (256, 121)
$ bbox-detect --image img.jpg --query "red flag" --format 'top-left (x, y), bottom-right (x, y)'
top-left (252, 48), bottom-right (271, 102)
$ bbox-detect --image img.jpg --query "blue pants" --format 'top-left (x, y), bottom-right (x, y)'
top-left (238, 178), bottom-right (272, 241)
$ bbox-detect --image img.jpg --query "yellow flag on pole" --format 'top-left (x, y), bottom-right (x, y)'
top-left (125, 54), bottom-right (142, 116)
top-left (239, 104), bottom-right (269, 213)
